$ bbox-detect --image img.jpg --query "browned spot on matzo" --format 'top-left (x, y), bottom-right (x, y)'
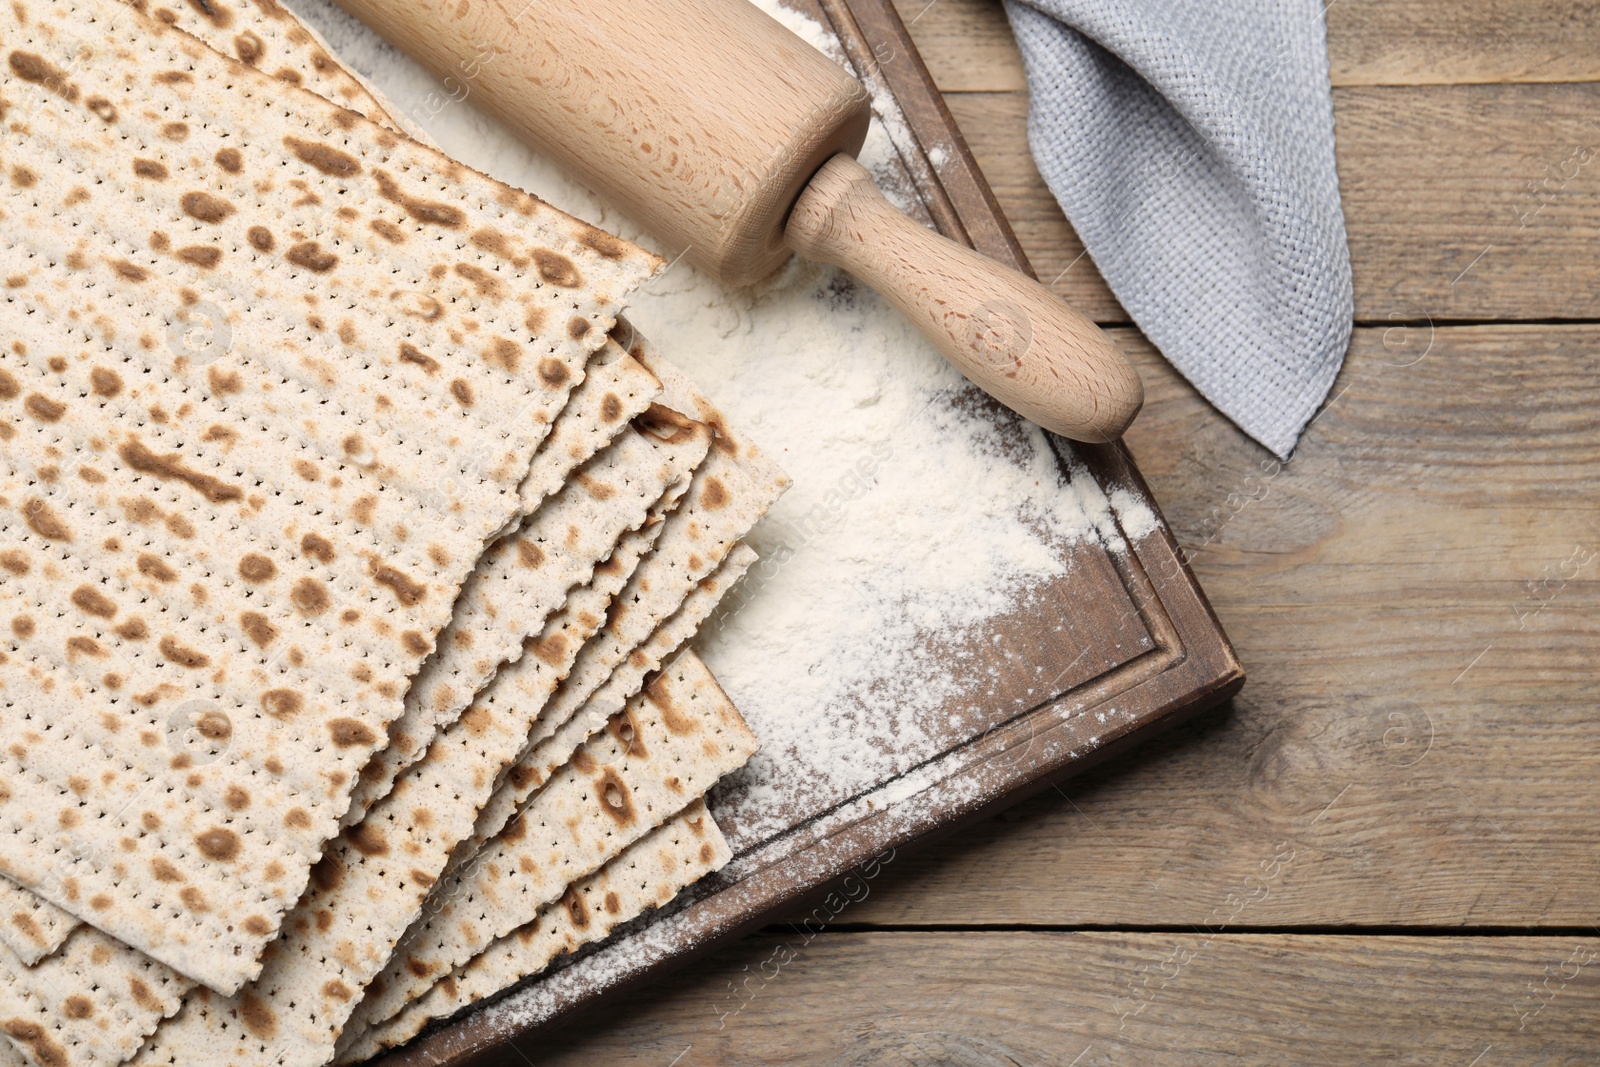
top-left (136, 553), bottom-right (178, 583)
top-left (328, 718), bottom-right (375, 747)
top-left (260, 689), bottom-right (303, 719)
top-left (194, 827), bottom-right (240, 863)
top-left (158, 635), bottom-right (210, 669)
top-left (22, 392), bottom-right (64, 422)
top-left (239, 611), bottom-right (277, 647)
top-left (237, 553), bottom-right (276, 583)
top-left (562, 886), bottom-right (590, 928)
top-left (483, 336), bottom-right (521, 373)
top-left (296, 533), bottom-right (334, 564)
top-left (397, 341), bottom-right (438, 374)
top-left (283, 135), bottom-right (362, 177)
top-left (290, 576), bottom-right (329, 615)
top-left (177, 245), bottom-right (223, 268)
top-left (538, 357), bottom-right (571, 387)
top-left (89, 366), bottom-right (123, 396)
top-left (233, 30), bottom-right (263, 64)
top-left (595, 768), bottom-right (637, 825)
top-left (7, 49), bottom-right (77, 102)
top-left (454, 262), bottom-right (504, 299)
top-left (581, 227), bottom-right (629, 259)
top-left (69, 585), bottom-right (117, 618)
top-left (118, 438), bottom-right (243, 503)
top-left (371, 562), bottom-right (426, 606)
top-left (237, 992), bottom-right (277, 1039)
top-left (286, 240), bottom-right (338, 273)
top-left (373, 170), bottom-right (464, 228)
top-left (2, 1017), bottom-right (67, 1067)
top-left (532, 249), bottom-right (582, 288)
top-left (180, 190), bottom-right (235, 224)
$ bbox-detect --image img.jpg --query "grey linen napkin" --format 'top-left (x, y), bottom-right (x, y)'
top-left (1004, 0), bottom-right (1353, 458)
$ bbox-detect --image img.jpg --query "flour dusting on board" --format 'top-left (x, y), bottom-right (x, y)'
top-left (285, 0), bottom-right (1157, 847)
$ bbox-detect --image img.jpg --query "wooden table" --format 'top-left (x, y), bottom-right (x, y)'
top-left (519, 2), bottom-right (1600, 1062)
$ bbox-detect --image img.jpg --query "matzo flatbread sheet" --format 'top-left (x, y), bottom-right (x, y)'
top-left (127, 0), bottom-right (445, 146)
top-left (122, 0), bottom-right (401, 128)
top-left (442, 460), bottom-right (702, 837)
top-left (0, 0), bottom-right (658, 992)
top-left (621, 322), bottom-right (789, 503)
top-left (508, 545), bottom-right (756, 810)
top-left (0, 880), bottom-right (73, 968)
top-left (455, 339), bottom-right (792, 855)
top-left (350, 650), bottom-right (757, 1032)
top-left (339, 413), bottom-right (701, 829)
top-left (338, 799), bottom-right (729, 1063)
top-left (0, 926), bottom-right (190, 1067)
top-left (0, 403), bottom-right (696, 1066)
top-left (0, 0), bottom-right (425, 949)
top-left (516, 342), bottom-right (662, 515)
top-left (340, 347), bottom-right (664, 825)
top-left (0, 340), bottom-right (660, 979)
top-left (127, 431), bottom-right (704, 1067)
top-left (464, 543), bottom-right (759, 858)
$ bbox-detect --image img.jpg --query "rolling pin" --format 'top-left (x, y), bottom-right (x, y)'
top-left (333, 0), bottom-right (1143, 441)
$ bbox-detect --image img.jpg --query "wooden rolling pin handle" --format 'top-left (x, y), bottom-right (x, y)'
top-left (786, 154), bottom-right (1143, 442)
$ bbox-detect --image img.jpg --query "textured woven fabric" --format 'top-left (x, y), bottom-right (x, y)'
top-left (1005, 0), bottom-right (1353, 457)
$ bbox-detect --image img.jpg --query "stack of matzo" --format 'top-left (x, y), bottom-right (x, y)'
top-left (0, 2), bottom-right (789, 1064)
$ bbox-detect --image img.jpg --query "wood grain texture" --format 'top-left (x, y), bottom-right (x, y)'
top-left (793, 324), bottom-right (1600, 928)
top-left (890, 0), bottom-right (1600, 91)
top-left (944, 86), bottom-right (1600, 323)
top-left (517, 932), bottom-right (1600, 1066)
top-left (333, 0), bottom-right (872, 281)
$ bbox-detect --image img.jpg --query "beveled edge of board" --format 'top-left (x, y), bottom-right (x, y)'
top-left (379, 2), bottom-right (1242, 1062)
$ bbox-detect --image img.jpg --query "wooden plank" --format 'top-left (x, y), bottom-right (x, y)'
top-left (1334, 84), bottom-right (1600, 322)
top-left (945, 86), bottom-right (1600, 323)
top-left (523, 931), bottom-right (1600, 1065)
top-left (889, 0), bottom-right (1600, 92)
top-left (889, 0), bottom-right (1026, 92)
top-left (787, 323), bottom-right (1600, 929)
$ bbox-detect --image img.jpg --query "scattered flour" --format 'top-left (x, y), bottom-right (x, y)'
top-left (286, 0), bottom-right (1159, 847)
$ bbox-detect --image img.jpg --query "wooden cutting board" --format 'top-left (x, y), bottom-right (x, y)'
top-left (381, 2), bottom-right (1242, 1062)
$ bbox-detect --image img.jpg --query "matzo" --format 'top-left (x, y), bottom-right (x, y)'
top-left (351, 650), bottom-right (757, 1031)
top-left (620, 321), bottom-right (790, 503)
top-left (338, 799), bottom-right (729, 1062)
top-left (455, 348), bottom-right (792, 854)
top-left (339, 413), bottom-right (705, 828)
top-left (516, 342), bottom-right (662, 515)
top-left (465, 544), bottom-right (759, 857)
top-left (121, 0), bottom-right (402, 128)
top-left (30, 406), bottom-right (695, 1067)
top-left (0, 926), bottom-right (190, 1067)
top-left (0, 344), bottom-right (658, 987)
top-left (126, 437), bottom-right (704, 1067)
top-left (0, 881), bottom-right (72, 969)
top-left (0, 0), bottom-right (659, 992)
